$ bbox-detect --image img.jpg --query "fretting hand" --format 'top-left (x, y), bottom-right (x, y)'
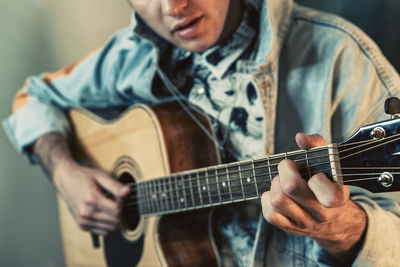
top-left (261, 133), bottom-right (367, 262)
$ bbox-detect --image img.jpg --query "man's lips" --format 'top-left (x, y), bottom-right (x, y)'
top-left (171, 15), bottom-right (203, 34)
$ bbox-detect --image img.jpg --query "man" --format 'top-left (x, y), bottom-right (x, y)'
top-left (3, 0), bottom-right (400, 266)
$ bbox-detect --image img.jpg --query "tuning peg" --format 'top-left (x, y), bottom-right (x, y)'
top-left (384, 97), bottom-right (400, 118)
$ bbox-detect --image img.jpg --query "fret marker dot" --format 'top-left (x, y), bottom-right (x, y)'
top-left (152, 194), bottom-right (157, 199)
top-left (180, 197), bottom-right (184, 203)
top-left (202, 186), bottom-right (206, 191)
top-left (222, 182), bottom-right (226, 187)
top-left (247, 178), bottom-right (251, 183)
top-left (161, 192), bottom-right (166, 198)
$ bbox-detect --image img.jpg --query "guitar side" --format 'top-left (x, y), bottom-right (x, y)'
top-left (58, 103), bottom-right (221, 266)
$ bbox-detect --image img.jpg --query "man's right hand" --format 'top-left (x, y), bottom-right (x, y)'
top-left (34, 133), bottom-right (130, 235)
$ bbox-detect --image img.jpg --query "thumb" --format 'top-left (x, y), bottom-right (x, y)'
top-left (295, 132), bottom-right (326, 149)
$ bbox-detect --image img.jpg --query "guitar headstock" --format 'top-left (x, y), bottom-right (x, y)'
top-left (338, 110), bottom-right (400, 193)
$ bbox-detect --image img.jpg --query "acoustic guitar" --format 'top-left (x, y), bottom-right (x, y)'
top-left (58, 102), bottom-right (400, 267)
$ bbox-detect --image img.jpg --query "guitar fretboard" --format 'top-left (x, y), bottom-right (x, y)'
top-left (136, 145), bottom-right (340, 216)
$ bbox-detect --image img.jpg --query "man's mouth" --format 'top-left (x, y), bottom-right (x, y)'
top-left (171, 15), bottom-right (203, 36)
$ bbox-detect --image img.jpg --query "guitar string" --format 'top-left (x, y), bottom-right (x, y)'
top-left (133, 133), bottom-right (400, 192)
top-left (127, 134), bottom-right (400, 213)
top-left (128, 172), bottom-right (400, 215)
top-left (130, 141), bottom-right (397, 200)
top-left (127, 163), bottom-right (400, 197)
top-left (128, 147), bottom-right (398, 214)
top-left (132, 172), bottom-right (394, 216)
top-left (337, 132), bottom-right (400, 148)
top-left (125, 172), bottom-right (400, 206)
top-left (127, 170), bottom-right (400, 215)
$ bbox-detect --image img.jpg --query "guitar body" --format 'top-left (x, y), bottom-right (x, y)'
top-left (58, 103), bottom-right (221, 266)
top-left (57, 99), bottom-right (400, 266)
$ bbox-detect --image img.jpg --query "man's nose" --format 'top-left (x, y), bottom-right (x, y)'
top-left (161, 0), bottom-right (188, 16)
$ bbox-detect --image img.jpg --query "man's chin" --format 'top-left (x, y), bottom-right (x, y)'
top-left (176, 39), bottom-right (216, 53)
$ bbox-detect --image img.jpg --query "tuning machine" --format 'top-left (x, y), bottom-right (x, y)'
top-left (385, 97), bottom-right (400, 119)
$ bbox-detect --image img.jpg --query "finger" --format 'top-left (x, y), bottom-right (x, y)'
top-left (75, 211), bottom-right (119, 234)
top-left (76, 199), bottom-right (120, 223)
top-left (81, 187), bottom-right (122, 218)
top-left (308, 173), bottom-right (350, 208)
top-left (295, 132), bottom-right (326, 149)
top-left (91, 189), bottom-right (123, 217)
top-left (278, 160), bottom-right (328, 221)
top-left (79, 219), bottom-right (116, 235)
top-left (261, 191), bottom-right (293, 230)
top-left (95, 172), bottom-right (131, 200)
top-left (269, 176), bottom-right (316, 228)
top-left (278, 159), bottom-right (312, 199)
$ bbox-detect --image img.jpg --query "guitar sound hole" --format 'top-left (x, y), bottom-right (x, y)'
top-left (119, 172), bottom-right (140, 231)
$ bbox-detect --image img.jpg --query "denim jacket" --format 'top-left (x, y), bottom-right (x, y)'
top-left (3, 0), bottom-right (400, 266)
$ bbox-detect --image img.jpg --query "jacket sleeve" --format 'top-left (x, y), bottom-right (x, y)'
top-left (2, 26), bottom-right (158, 163)
top-left (351, 188), bottom-right (400, 267)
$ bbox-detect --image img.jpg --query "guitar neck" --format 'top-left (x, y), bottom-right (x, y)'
top-left (136, 144), bottom-right (341, 216)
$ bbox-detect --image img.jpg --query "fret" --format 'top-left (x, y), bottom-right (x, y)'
top-left (216, 166), bottom-right (232, 203)
top-left (266, 155), bottom-right (273, 183)
top-left (137, 182), bottom-right (144, 215)
top-left (190, 172), bottom-right (202, 207)
top-left (308, 148), bottom-right (332, 179)
top-left (214, 168), bottom-right (222, 203)
top-left (207, 168), bottom-right (220, 204)
top-left (168, 176), bottom-right (176, 211)
top-left (239, 161), bottom-right (258, 199)
top-left (188, 173), bottom-right (196, 207)
top-left (238, 163), bottom-right (246, 199)
top-left (175, 174), bottom-right (188, 210)
top-left (251, 160), bottom-right (260, 197)
top-left (151, 180), bottom-right (160, 213)
top-left (183, 174), bottom-right (194, 208)
top-left (226, 165), bottom-right (233, 201)
top-left (199, 170), bottom-right (211, 205)
top-left (267, 155), bottom-right (280, 181)
top-left (253, 159), bottom-right (270, 192)
top-left (173, 175), bottom-right (181, 210)
top-left (141, 183), bottom-right (148, 214)
top-left (143, 181), bottom-right (152, 213)
top-left (304, 150), bottom-right (312, 178)
top-left (147, 181), bottom-right (155, 213)
top-left (140, 182), bottom-right (146, 213)
top-left (161, 178), bottom-right (169, 211)
top-left (195, 172), bottom-right (204, 207)
top-left (226, 162), bottom-right (244, 201)
top-left (181, 175), bottom-right (189, 209)
top-left (156, 179), bottom-right (164, 212)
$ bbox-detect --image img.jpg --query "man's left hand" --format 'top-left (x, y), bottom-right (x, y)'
top-left (261, 133), bottom-right (366, 262)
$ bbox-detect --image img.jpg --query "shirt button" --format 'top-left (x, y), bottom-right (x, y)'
top-left (196, 87), bottom-right (205, 94)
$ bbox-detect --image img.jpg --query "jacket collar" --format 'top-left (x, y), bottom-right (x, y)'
top-left (255, 0), bottom-right (293, 69)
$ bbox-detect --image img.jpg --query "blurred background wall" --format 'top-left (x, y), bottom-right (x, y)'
top-left (0, 1), bottom-right (131, 266)
top-left (0, 0), bottom-right (399, 266)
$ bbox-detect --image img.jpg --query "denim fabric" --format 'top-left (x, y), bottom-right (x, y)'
top-left (3, 0), bottom-right (400, 266)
